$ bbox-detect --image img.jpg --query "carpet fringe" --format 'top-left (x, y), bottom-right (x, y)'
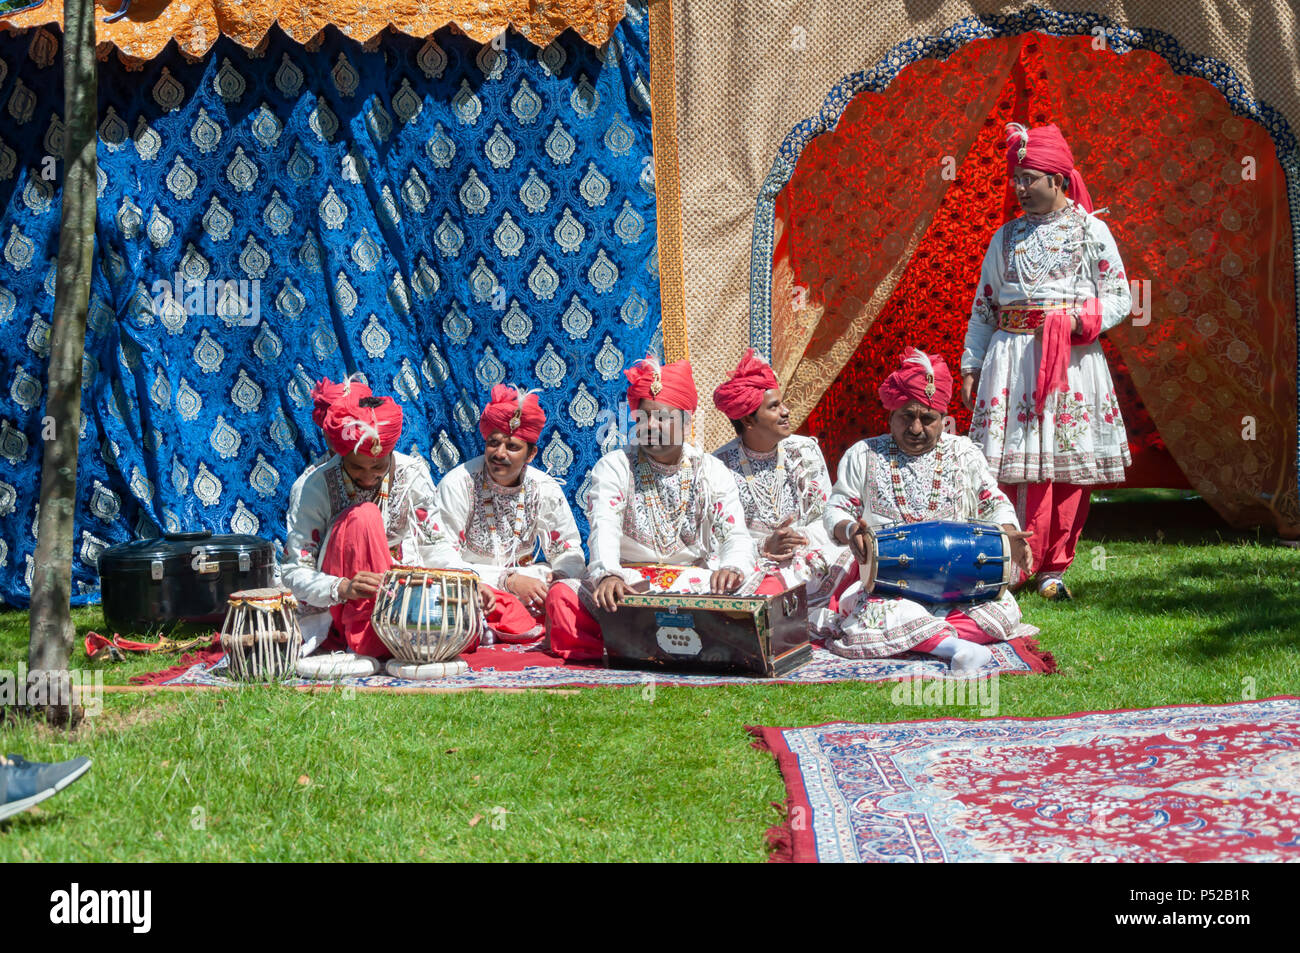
top-left (747, 725), bottom-right (800, 863)
top-left (1019, 636), bottom-right (1059, 674)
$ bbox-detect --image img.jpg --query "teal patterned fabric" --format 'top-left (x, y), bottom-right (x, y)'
top-left (0, 5), bottom-right (660, 606)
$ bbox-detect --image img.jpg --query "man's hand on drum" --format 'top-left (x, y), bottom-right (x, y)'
top-left (838, 518), bottom-right (874, 565)
top-left (593, 574), bottom-right (631, 612)
top-left (477, 582), bottom-right (497, 613)
top-left (960, 371), bottom-right (981, 410)
top-left (763, 516), bottom-right (809, 561)
top-left (710, 568), bottom-right (745, 594)
top-left (340, 570), bottom-right (384, 601)
top-left (1002, 524), bottom-right (1035, 576)
top-left (505, 572), bottom-right (549, 614)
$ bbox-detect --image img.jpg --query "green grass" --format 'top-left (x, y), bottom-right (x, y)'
top-left (2, 499), bottom-right (1297, 860)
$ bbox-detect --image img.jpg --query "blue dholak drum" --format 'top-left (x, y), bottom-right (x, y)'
top-left (863, 520), bottom-right (1013, 604)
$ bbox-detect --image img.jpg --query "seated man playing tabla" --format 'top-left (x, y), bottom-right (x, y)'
top-left (282, 387), bottom-right (491, 664)
top-left (824, 348), bottom-right (1033, 674)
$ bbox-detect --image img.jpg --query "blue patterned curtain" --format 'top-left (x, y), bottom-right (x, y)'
top-left (0, 3), bottom-right (660, 606)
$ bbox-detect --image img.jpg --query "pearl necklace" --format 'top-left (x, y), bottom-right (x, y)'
top-left (736, 440), bottom-right (789, 527)
top-left (634, 449), bottom-right (695, 555)
top-left (477, 465), bottom-right (530, 563)
top-left (1015, 205), bottom-right (1076, 301)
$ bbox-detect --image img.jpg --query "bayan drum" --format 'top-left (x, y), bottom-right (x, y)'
top-left (593, 584), bottom-right (812, 677)
top-left (371, 567), bottom-right (483, 678)
top-left (860, 520), bottom-right (1013, 604)
top-left (219, 588), bottom-right (302, 682)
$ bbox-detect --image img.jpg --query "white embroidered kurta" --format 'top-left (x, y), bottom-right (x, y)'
top-left (713, 434), bottom-right (851, 623)
top-left (821, 433), bottom-right (1025, 659)
top-left (281, 451), bottom-right (461, 616)
top-left (583, 444), bottom-right (758, 593)
top-left (436, 457), bottom-right (585, 589)
top-left (962, 201), bottom-right (1132, 484)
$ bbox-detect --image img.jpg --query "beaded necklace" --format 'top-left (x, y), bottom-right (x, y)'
top-left (887, 437), bottom-right (946, 523)
top-left (633, 448), bottom-right (695, 554)
top-left (477, 464), bottom-right (530, 563)
top-left (1015, 205), bottom-right (1077, 300)
top-left (736, 440), bottom-right (789, 527)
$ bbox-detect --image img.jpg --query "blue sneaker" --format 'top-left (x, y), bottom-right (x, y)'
top-left (0, 754), bottom-right (92, 822)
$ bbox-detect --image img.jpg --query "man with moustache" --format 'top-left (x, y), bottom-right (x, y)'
top-left (435, 384), bottom-right (584, 642)
top-left (825, 348), bottom-right (1033, 673)
top-left (545, 357), bottom-right (757, 661)
top-left (961, 123), bottom-right (1132, 601)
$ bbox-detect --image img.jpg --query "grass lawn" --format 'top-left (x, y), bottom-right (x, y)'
top-left (1, 497), bottom-right (1297, 861)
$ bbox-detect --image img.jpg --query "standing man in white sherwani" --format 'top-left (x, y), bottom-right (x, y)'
top-left (436, 384), bottom-right (585, 642)
top-left (545, 357), bottom-right (758, 661)
top-left (711, 349), bottom-right (851, 634)
top-left (961, 122), bottom-right (1132, 601)
top-left (825, 349), bottom-right (1034, 674)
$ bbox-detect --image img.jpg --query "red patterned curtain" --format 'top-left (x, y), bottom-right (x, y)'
top-left (780, 33), bottom-right (1298, 534)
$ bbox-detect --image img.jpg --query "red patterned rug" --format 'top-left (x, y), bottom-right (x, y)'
top-left (128, 634), bottom-right (1053, 689)
top-left (749, 698), bottom-right (1300, 862)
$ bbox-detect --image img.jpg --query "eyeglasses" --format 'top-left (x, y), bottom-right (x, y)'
top-left (1010, 172), bottom-right (1048, 190)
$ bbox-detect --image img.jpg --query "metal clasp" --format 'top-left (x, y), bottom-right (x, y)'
top-left (238, 552), bottom-right (251, 572)
top-left (150, 559), bottom-right (164, 581)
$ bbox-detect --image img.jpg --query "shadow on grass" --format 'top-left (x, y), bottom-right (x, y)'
top-left (1087, 498), bottom-right (1263, 546)
top-left (1067, 553), bottom-right (1300, 657)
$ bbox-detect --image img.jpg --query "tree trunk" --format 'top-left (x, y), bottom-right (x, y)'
top-left (27, 0), bottom-right (97, 724)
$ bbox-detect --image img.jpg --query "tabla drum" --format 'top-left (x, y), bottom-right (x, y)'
top-left (860, 520), bottom-right (1013, 604)
top-left (371, 567), bottom-right (482, 678)
top-left (219, 587), bottom-right (302, 682)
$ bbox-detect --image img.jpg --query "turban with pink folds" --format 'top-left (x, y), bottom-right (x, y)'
top-left (878, 348), bottom-right (953, 412)
top-left (479, 384), bottom-right (546, 444)
top-left (712, 348), bottom-right (780, 420)
top-left (310, 375), bottom-right (371, 428)
top-left (1005, 122), bottom-right (1094, 214)
top-left (321, 394), bottom-right (403, 459)
top-left (624, 356), bottom-right (698, 413)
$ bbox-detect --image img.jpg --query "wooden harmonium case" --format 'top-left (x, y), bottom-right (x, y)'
top-left (595, 584), bottom-right (812, 678)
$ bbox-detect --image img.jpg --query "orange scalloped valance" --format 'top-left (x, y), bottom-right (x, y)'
top-left (0, 0), bottom-right (625, 61)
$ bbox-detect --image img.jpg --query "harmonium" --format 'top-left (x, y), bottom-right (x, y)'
top-left (592, 584), bottom-right (812, 678)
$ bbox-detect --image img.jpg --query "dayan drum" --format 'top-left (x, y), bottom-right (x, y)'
top-left (219, 588), bottom-right (302, 682)
top-left (860, 520), bottom-right (1013, 604)
top-left (371, 567), bottom-right (483, 679)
